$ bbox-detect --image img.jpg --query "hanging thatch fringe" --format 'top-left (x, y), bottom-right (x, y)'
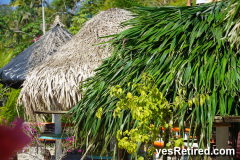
top-left (18, 8), bottom-right (132, 118)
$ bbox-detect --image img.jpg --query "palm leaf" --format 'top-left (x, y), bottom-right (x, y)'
top-left (71, 0), bottom-right (240, 155)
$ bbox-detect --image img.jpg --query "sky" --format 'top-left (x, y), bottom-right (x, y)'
top-left (0, 0), bottom-right (55, 5)
top-left (1, 0), bottom-right (11, 4)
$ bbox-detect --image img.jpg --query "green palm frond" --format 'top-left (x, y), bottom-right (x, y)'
top-left (71, 0), bottom-right (240, 154)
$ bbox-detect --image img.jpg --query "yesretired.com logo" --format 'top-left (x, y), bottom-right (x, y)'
top-left (155, 147), bottom-right (235, 157)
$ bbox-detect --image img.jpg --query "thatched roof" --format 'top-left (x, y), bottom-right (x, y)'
top-left (18, 8), bottom-right (131, 115)
top-left (0, 16), bottom-right (73, 89)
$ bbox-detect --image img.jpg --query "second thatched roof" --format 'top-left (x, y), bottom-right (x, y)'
top-left (18, 8), bottom-right (132, 115)
top-left (0, 16), bottom-right (73, 89)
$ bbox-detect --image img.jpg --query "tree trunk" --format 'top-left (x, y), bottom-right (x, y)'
top-left (163, 114), bottom-right (171, 160)
top-left (117, 147), bottom-right (128, 160)
top-left (163, 127), bottom-right (170, 160)
top-left (196, 125), bottom-right (203, 160)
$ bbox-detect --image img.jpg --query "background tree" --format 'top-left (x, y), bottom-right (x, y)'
top-left (0, 2), bottom-right (13, 16)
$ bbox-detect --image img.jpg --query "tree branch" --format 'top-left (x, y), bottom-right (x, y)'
top-left (0, 24), bottom-right (37, 38)
top-left (63, 0), bottom-right (72, 27)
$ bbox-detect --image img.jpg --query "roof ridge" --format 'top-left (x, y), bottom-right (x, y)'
top-left (51, 15), bottom-right (64, 28)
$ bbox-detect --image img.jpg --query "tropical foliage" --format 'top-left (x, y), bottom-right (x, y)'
top-left (1, 0), bottom-right (219, 158)
top-left (102, 74), bottom-right (187, 159)
top-left (69, 0), bottom-right (189, 34)
top-left (0, 0), bottom-right (188, 125)
top-left (0, 0), bottom-right (69, 123)
top-left (71, 0), bottom-right (240, 157)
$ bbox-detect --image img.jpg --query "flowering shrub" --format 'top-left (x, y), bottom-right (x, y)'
top-left (62, 127), bottom-right (83, 154)
top-left (22, 122), bottom-right (40, 144)
top-left (31, 36), bottom-right (41, 42)
top-left (1, 119), bottom-right (40, 146)
top-left (1, 119), bottom-right (83, 158)
top-left (1, 118), bottom-right (16, 126)
top-left (63, 135), bottom-right (82, 154)
top-left (64, 136), bottom-right (74, 147)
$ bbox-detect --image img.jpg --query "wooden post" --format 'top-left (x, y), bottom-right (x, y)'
top-left (216, 127), bottom-right (229, 160)
top-left (110, 136), bottom-right (117, 151)
top-left (53, 114), bottom-right (62, 160)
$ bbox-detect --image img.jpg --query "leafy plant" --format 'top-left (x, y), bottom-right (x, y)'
top-left (109, 74), bottom-right (184, 158)
top-left (0, 89), bottom-right (23, 123)
top-left (98, 74), bottom-right (208, 159)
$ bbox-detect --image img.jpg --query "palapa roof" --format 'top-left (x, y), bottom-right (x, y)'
top-left (18, 8), bottom-right (132, 115)
top-left (0, 16), bottom-right (73, 89)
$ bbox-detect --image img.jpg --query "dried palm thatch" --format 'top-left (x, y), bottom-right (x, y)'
top-left (0, 15), bottom-right (73, 89)
top-left (18, 8), bottom-right (132, 118)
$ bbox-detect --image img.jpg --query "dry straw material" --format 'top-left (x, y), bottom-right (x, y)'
top-left (18, 8), bottom-right (131, 117)
top-left (0, 15), bottom-right (73, 89)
